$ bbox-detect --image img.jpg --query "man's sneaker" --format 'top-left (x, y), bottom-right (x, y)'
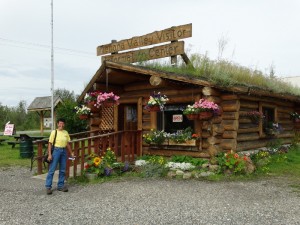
top-left (46, 188), bottom-right (52, 195)
top-left (57, 186), bottom-right (68, 192)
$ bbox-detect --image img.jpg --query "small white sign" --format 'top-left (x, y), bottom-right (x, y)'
top-left (44, 118), bottom-right (52, 128)
top-left (172, 114), bottom-right (183, 123)
top-left (4, 124), bottom-right (14, 136)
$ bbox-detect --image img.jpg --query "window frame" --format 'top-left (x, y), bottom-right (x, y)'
top-left (156, 104), bottom-right (195, 133)
top-left (259, 102), bottom-right (278, 137)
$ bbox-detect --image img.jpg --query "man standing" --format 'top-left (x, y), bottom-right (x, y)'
top-left (45, 118), bottom-right (74, 195)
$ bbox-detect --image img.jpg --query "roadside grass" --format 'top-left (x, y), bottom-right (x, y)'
top-left (0, 132), bottom-right (50, 168)
top-left (0, 136), bottom-right (32, 167)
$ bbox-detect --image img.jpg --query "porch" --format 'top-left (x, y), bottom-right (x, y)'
top-left (34, 130), bottom-right (142, 178)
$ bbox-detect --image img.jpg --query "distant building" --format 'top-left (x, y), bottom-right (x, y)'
top-left (27, 96), bottom-right (63, 134)
top-left (281, 76), bottom-right (300, 88)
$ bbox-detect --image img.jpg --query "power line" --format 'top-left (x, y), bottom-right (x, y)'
top-left (0, 37), bottom-right (95, 56)
top-left (0, 42), bottom-right (96, 59)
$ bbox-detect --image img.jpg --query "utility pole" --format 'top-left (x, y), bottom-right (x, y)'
top-left (51, 0), bottom-right (54, 130)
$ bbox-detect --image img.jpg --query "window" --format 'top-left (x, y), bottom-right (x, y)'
top-left (157, 104), bottom-right (194, 133)
top-left (262, 107), bottom-right (275, 124)
top-left (259, 104), bottom-right (277, 136)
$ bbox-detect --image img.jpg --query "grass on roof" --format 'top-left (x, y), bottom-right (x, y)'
top-left (139, 53), bottom-right (300, 97)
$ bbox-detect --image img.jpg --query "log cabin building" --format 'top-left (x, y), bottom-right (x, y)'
top-left (77, 60), bottom-right (300, 158)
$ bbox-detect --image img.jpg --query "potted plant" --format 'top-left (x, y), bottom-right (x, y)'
top-left (101, 147), bottom-right (117, 176)
top-left (144, 92), bottom-right (169, 112)
top-left (84, 153), bottom-right (103, 179)
top-left (84, 148), bottom-right (118, 179)
top-left (168, 128), bottom-right (198, 146)
top-left (183, 105), bottom-right (201, 120)
top-left (290, 112), bottom-right (300, 122)
top-left (96, 92), bottom-right (120, 107)
top-left (84, 91), bottom-right (102, 112)
top-left (143, 129), bottom-right (168, 145)
top-left (74, 105), bottom-right (91, 120)
top-left (263, 122), bottom-right (282, 137)
top-left (184, 99), bottom-right (219, 120)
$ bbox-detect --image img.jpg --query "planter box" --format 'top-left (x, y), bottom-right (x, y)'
top-left (149, 139), bottom-right (199, 151)
top-left (168, 139), bottom-right (197, 146)
top-left (85, 173), bottom-right (97, 180)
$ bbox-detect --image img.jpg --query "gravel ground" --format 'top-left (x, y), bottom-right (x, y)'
top-left (0, 167), bottom-right (299, 225)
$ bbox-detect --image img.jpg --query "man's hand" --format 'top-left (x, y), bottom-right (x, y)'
top-left (47, 154), bottom-right (52, 162)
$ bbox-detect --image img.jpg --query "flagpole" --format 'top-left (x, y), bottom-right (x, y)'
top-left (51, 0), bottom-right (54, 130)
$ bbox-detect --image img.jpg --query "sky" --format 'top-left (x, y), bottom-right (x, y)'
top-left (1, 0), bottom-right (300, 107)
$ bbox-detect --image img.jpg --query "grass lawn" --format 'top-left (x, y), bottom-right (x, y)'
top-left (0, 132), bottom-right (50, 168)
top-left (264, 145), bottom-right (300, 178)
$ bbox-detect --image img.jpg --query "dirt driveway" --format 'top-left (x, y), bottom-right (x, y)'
top-left (0, 167), bottom-right (299, 225)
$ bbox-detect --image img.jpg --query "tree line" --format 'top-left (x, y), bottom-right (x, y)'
top-left (0, 89), bottom-right (88, 134)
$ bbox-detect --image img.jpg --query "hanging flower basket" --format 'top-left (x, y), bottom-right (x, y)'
top-left (87, 101), bottom-right (99, 112)
top-left (102, 100), bottom-right (115, 108)
top-left (199, 111), bottom-right (213, 120)
top-left (79, 114), bottom-right (89, 120)
top-left (96, 92), bottom-right (120, 107)
top-left (144, 92), bottom-right (168, 112)
top-left (148, 105), bottom-right (161, 112)
top-left (186, 114), bottom-right (199, 120)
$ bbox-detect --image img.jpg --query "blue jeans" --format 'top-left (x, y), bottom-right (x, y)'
top-left (45, 147), bottom-right (67, 189)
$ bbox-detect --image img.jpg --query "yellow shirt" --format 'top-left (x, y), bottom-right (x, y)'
top-left (49, 129), bottom-right (70, 148)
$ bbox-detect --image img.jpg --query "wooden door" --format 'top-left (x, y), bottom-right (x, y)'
top-left (124, 105), bottom-right (137, 130)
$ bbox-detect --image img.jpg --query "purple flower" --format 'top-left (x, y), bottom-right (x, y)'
top-left (104, 167), bottom-right (113, 176)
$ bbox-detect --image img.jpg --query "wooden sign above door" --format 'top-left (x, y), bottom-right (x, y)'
top-left (101, 41), bottom-right (184, 64)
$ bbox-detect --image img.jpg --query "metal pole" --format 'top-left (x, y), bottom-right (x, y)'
top-left (51, 0), bottom-right (54, 130)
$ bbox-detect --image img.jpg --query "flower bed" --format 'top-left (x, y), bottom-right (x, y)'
top-left (84, 148), bottom-right (129, 178)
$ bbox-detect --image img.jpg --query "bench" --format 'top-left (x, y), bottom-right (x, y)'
top-left (0, 139), bottom-right (6, 144)
top-left (6, 141), bottom-right (19, 149)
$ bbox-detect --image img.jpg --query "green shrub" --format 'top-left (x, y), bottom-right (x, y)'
top-left (216, 151), bottom-right (247, 174)
top-left (170, 155), bottom-right (208, 166)
top-left (139, 163), bottom-right (168, 178)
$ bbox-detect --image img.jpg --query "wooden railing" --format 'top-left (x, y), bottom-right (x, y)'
top-left (34, 130), bottom-right (142, 177)
top-left (69, 129), bottom-right (113, 139)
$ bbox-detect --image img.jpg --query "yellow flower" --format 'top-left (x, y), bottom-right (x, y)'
top-left (94, 157), bottom-right (101, 166)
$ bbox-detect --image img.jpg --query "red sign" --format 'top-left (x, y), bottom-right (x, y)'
top-left (173, 114), bottom-right (183, 122)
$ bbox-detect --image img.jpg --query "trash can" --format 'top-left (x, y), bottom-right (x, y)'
top-left (19, 134), bottom-right (33, 158)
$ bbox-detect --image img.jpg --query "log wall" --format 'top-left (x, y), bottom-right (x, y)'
top-left (237, 95), bottom-right (295, 151)
top-left (201, 87), bottom-right (222, 157)
top-left (89, 79), bottom-right (299, 157)
top-left (219, 95), bottom-right (240, 152)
